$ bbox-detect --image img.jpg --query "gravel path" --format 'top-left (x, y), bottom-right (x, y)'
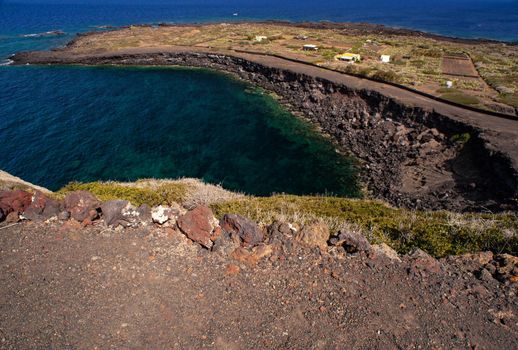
top-left (1, 221), bottom-right (516, 349)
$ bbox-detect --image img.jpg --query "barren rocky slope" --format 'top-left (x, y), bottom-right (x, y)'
top-left (0, 175), bottom-right (517, 349)
top-left (1, 208), bottom-right (517, 349)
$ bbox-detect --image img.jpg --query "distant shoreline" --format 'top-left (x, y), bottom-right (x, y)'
top-left (81, 20), bottom-right (518, 45)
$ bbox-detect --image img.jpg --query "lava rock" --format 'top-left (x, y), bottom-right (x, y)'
top-left (64, 191), bottom-right (101, 222)
top-left (23, 191), bottom-right (61, 221)
top-left (0, 190), bottom-right (32, 215)
top-left (177, 205), bottom-right (217, 249)
top-left (330, 230), bottom-right (371, 253)
top-left (58, 211), bottom-right (70, 221)
top-left (295, 222), bottom-right (330, 250)
top-left (220, 214), bottom-right (263, 247)
top-left (407, 249), bottom-right (442, 275)
top-left (491, 254), bottom-right (518, 283)
top-left (212, 230), bottom-right (241, 257)
top-left (475, 268), bottom-right (494, 282)
top-left (4, 211), bottom-right (20, 224)
top-left (268, 221), bottom-right (296, 245)
top-left (101, 200), bottom-right (141, 228)
top-left (137, 204), bottom-right (153, 225)
top-left (371, 243), bottom-right (401, 262)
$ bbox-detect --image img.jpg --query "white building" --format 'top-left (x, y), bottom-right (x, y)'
top-left (380, 55), bottom-right (391, 63)
top-left (303, 44), bottom-right (318, 51)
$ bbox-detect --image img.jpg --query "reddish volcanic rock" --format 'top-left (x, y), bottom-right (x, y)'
top-left (0, 190), bottom-right (32, 215)
top-left (177, 206), bottom-right (216, 249)
top-left (64, 191), bottom-right (101, 222)
top-left (23, 191), bottom-right (62, 221)
top-left (330, 229), bottom-right (371, 253)
top-left (221, 214), bottom-right (263, 247)
top-left (407, 249), bottom-right (443, 276)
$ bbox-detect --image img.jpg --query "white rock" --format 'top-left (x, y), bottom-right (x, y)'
top-left (151, 205), bottom-right (171, 225)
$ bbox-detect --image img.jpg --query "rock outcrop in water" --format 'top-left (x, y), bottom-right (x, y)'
top-left (11, 50), bottom-right (518, 211)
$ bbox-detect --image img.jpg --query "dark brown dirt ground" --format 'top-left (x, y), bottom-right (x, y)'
top-left (1, 221), bottom-right (517, 349)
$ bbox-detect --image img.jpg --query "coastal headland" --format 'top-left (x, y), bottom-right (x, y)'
top-left (12, 22), bottom-right (518, 212)
top-left (2, 22), bottom-right (518, 348)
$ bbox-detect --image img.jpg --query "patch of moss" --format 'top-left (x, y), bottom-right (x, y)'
top-left (450, 132), bottom-right (471, 145)
top-left (440, 92), bottom-right (480, 106)
top-left (498, 93), bottom-right (518, 108)
top-left (211, 195), bottom-right (518, 258)
top-left (59, 181), bottom-right (188, 207)
top-left (370, 70), bottom-right (401, 84)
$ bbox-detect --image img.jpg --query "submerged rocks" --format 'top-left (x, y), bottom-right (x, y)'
top-left (64, 191), bottom-right (101, 222)
top-left (177, 205), bottom-right (218, 249)
top-left (220, 214), bottom-right (263, 247)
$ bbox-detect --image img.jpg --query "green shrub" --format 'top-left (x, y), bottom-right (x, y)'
top-left (450, 133), bottom-right (471, 144)
top-left (59, 181), bottom-right (188, 207)
top-left (211, 195), bottom-right (518, 258)
top-left (410, 60), bottom-right (426, 68)
top-left (498, 93), bottom-right (518, 108)
top-left (370, 70), bottom-right (401, 83)
top-left (440, 92), bottom-right (480, 105)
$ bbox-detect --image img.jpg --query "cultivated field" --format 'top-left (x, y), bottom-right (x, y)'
top-left (68, 22), bottom-right (518, 114)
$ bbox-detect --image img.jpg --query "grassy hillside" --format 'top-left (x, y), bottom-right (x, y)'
top-left (59, 180), bottom-right (517, 258)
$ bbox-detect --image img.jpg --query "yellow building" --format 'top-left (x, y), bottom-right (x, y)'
top-left (335, 53), bottom-right (361, 62)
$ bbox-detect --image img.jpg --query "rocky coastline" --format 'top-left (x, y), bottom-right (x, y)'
top-left (11, 49), bottom-right (518, 212)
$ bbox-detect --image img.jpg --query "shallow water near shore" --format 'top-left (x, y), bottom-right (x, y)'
top-left (0, 65), bottom-right (360, 196)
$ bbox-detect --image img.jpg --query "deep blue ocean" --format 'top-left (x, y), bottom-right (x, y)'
top-left (1, 0), bottom-right (517, 195)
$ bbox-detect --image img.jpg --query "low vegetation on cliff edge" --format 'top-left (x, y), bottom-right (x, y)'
top-left (58, 180), bottom-right (517, 258)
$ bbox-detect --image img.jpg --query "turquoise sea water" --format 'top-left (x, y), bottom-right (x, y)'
top-left (1, 0), bottom-right (516, 196)
top-left (0, 65), bottom-right (359, 196)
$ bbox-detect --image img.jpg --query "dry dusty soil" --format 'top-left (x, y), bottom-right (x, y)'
top-left (0, 221), bottom-right (517, 349)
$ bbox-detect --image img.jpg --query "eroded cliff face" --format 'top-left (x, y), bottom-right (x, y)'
top-left (12, 51), bottom-right (518, 211)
